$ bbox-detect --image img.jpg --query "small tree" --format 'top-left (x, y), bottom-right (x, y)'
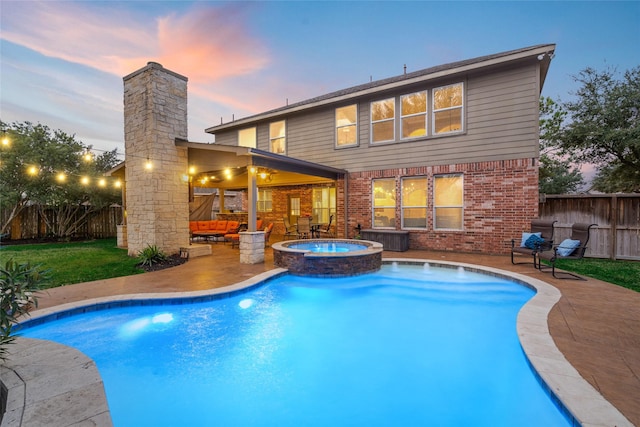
top-left (0, 260), bottom-right (47, 360)
top-left (538, 97), bottom-right (584, 194)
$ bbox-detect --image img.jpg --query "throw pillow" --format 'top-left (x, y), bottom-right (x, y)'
top-left (520, 232), bottom-right (542, 247)
top-left (524, 234), bottom-right (545, 250)
top-left (556, 239), bottom-right (581, 257)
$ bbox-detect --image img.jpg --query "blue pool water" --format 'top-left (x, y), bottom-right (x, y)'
top-left (288, 241), bottom-right (367, 253)
top-left (20, 264), bottom-right (569, 426)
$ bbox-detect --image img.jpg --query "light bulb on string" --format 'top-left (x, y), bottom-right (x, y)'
top-left (144, 157), bottom-right (153, 171)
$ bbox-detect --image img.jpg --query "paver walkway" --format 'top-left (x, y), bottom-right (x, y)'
top-left (31, 243), bottom-right (640, 426)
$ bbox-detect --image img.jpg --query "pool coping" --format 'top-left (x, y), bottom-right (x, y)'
top-left (2, 261), bottom-right (633, 427)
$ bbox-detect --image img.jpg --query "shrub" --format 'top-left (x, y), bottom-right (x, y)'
top-left (0, 260), bottom-right (48, 360)
top-left (137, 245), bottom-right (168, 267)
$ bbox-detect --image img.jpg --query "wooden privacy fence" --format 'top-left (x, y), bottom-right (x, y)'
top-left (539, 194), bottom-right (640, 261)
top-left (4, 205), bottom-right (123, 240)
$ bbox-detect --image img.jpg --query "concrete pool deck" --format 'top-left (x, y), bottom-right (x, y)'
top-left (2, 242), bottom-right (638, 426)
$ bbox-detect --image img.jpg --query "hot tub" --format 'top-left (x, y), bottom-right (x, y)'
top-left (272, 239), bottom-right (383, 277)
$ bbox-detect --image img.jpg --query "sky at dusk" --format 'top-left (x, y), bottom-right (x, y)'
top-left (1, 1), bottom-right (639, 157)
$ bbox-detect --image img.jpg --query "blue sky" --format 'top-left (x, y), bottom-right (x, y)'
top-left (1, 1), bottom-right (639, 156)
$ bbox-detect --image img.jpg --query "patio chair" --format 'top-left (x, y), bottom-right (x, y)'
top-left (536, 223), bottom-right (597, 280)
top-left (283, 216), bottom-right (299, 240)
top-left (264, 223), bottom-right (274, 247)
top-left (316, 215), bottom-right (334, 238)
top-left (297, 216), bottom-right (312, 239)
top-left (511, 219), bottom-right (557, 266)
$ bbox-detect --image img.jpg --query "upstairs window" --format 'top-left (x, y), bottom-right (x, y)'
top-left (401, 91), bottom-right (427, 139)
top-left (434, 174), bottom-right (463, 230)
top-left (336, 105), bottom-right (358, 147)
top-left (433, 83), bottom-right (463, 134)
top-left (371, 98), bottom-right (395, 143)
top-left (373, 178), bottom-right (396, 228)
top-left (401, 177), bottom-right (427, 228)
top-left (270, 120), bottom-right (286, 154)
top-left (238, 127), bottom-right (256, 148)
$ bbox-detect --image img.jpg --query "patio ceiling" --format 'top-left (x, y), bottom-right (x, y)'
top-left (176, 140), bottom-right (347, 190)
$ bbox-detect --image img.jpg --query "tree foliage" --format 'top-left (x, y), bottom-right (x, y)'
top-left (0, 120), bottom-right (121, 237)
top-left (539, 97), bottom-right (584, 194)
top-left (558, 67), bottom-right (640, 192)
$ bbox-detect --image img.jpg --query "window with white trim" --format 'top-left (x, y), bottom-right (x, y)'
top-left (371, 98), bottom-right (395, 143)
top-left (269, 120), bottom-right (286, 154)
top-left (401, 177), bottom-right (427, 228)
top-left (238, 127), bottom-right (256, 148)
top-left (373, 178), bottom-right (396, 228)
top-left (257, 188), bottom-right (272, 212)
top-left (335, 105), bottom-right (358, 147)
top-left (433, 83), bottom-right (463, 134)
top-left (312, 187), bottom-right (336, 224)
top-left (401, 91), bottom-right (427, 139)
top-left (434, 174), bottom-right (463, 230)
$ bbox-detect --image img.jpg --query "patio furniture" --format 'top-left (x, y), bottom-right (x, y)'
top-left (316, 215), bottom-right (334, 238)
top-left (283, 216), bottom-right (299, 240)
top-left (511, 219), bottom-right (557, 266)
top-left (297, 216), bottom-right (312, 239)
top-left (536, 223), bottom-right (597, 280)
top-left (264, 223), bottom-right (274, 247)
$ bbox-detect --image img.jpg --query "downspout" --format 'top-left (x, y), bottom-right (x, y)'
top-left (344, 172), bottom-right (349, 238)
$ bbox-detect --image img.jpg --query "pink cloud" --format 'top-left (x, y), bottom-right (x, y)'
top-left (2, 2), bottom-right (270, 84)
top-left (155, 5), bottom-right (269, 82)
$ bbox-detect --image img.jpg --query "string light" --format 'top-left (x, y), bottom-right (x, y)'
top-left (98, 178), bottom-right (107, 187)
top-left (145, 157), bottom-right (153, 171)
top-left (56, 172), bottom-right (67, 183)
top-left (81, 176), bottom-right (90, 185)
top-left (83, 151), bottom-right (93, 162)
top-left (27, 165), bottom-right (38, 176)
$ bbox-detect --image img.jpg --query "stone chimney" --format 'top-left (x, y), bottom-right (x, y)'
top-left (123, 62), bottom-right (189, 256)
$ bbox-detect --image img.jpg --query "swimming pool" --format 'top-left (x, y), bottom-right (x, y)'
top-left (20, 264), bottom-right (570, 426)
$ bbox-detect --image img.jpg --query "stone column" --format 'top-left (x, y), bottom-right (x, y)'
top-left (239, 231), bottom-right (265, 264)
top-left (123, 62), bottom-right (189, 256)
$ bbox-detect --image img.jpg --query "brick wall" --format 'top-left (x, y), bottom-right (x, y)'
top-left (346, 158), bottom-right (539, 254)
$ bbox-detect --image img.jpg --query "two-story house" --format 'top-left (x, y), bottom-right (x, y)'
top-left (196, 44), bottom-right (555, 254)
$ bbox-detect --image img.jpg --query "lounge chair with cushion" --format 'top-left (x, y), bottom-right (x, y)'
top-left (535, 223), bottom-right (597, 280)
top-left (511, 219), bottom-right (557, 266)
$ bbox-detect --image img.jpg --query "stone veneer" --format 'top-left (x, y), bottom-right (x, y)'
top-left (123, 62), bottom-right (190, 256)
top-left (239, 231), bottom-right (265, 264)
top-left (272, 240), bottom-right (383, 276)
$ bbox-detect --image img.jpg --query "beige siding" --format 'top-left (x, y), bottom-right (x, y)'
top-left (214, 131), bottom-right (236, 146)
top-left (213, 62), bottom-right (541, 171)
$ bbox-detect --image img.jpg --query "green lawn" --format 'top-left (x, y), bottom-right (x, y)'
top-left (0, 238), bottom-right (143, 289)
top-left (551, 257), bottom-right (640, 292)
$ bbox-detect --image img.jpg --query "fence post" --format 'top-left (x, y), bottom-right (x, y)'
top-left (610, 194), bottom-right (617, 260)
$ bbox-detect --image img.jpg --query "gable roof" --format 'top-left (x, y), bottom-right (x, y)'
top-left (206, 43), bottom-right (555, 134)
